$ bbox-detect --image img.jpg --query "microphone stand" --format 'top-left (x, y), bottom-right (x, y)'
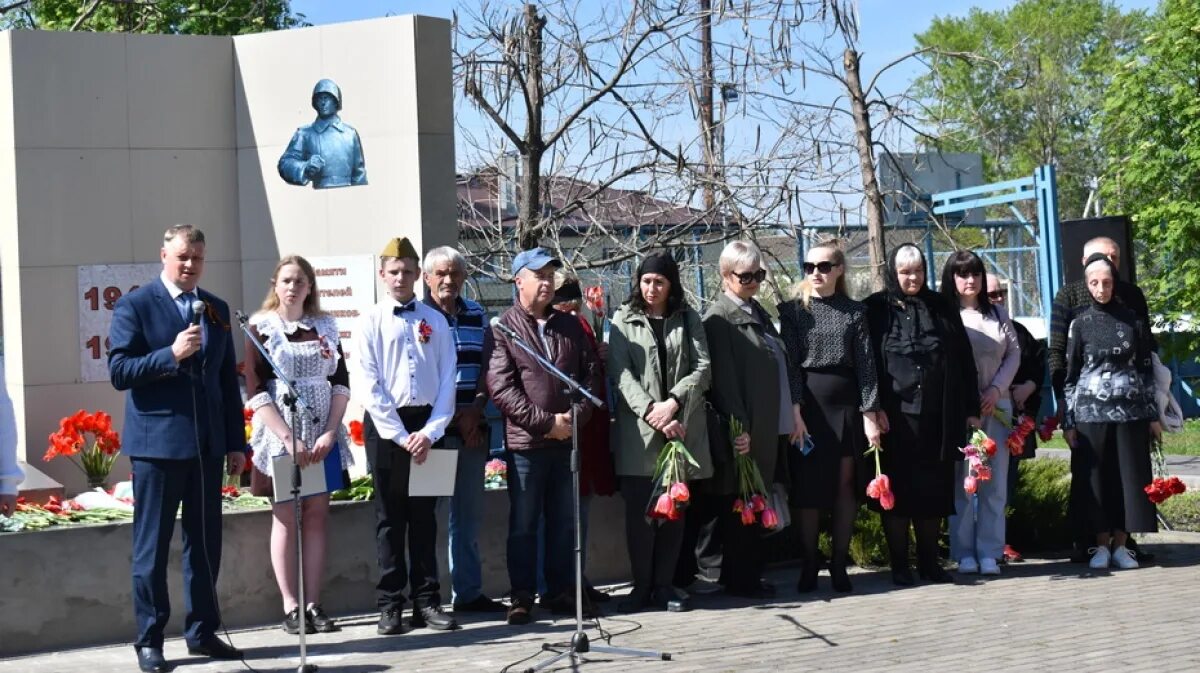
top-left (495, 322), bottom-right (670, 673)
top-left (236, 311), bottom-right (321, 673)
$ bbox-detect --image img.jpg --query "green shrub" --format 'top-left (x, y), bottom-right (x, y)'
top-left (1158, 491), bottom-right (1200, 532)
top-left (1006, 459), bottom-right (1072, 552)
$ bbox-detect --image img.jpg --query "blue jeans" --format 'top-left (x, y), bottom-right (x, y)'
top-left (536, 494), bottom-right (591, 595)
top-left (507, 448), bottom-right (573, 597)
top-left (446, 438), bottom-right (489, 604)
top-left (950, 402), bottom-right (1012, 563)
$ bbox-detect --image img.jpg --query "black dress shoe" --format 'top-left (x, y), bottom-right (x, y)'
top-left (187, 636), bottom-right (243, 660)
top-left (617, 587), bottom-right (651, 614)
top-left (282, 606), bottom-right (315, 635)
top-left (377, 606), bottom-right (408, 635)
top-left (796, 563), bottom-right (819, 593)
top-left (891, 565), bottom-right (915, 586)
top-left (652, 586), bottom-right (691, 612)
top-left (918, 564), bottom-right (954, 584)
top-left (544, 592), bottom-right (600, 617)
top-left (585, 585), bottom-right (612, 603)
top-left (725, 579), bottom-right (776, 599)
top-left (136, 647), bottom-right (167, 673)
top-left (452, 594), bottom-right (508, 613)
top-left (507, 592), bottom-right (535, 625)
top-left (830, 564), bottom-right (853, 593)
top-left (412, 602), bottom-right (458, 630)
top-left (307, 604), bottom-right (338, 632)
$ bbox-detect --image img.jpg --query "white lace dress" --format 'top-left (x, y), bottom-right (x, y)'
top-left (247, 312), bottom-right (353, 477)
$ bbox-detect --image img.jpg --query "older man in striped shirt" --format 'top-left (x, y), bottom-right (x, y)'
top-left (422, 246), bottom-right (506, 614)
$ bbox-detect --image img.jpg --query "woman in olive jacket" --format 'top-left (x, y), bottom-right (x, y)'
top-left (608, 253), bottom-right (712, 613)
top-left (695, 240), bottom-right (800, 598)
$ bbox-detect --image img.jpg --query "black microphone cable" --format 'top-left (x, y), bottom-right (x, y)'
top-left (187, 302), bottom-right (263, 673)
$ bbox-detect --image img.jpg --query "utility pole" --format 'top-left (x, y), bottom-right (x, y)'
top-left (698, 0), bottom-right (716, 213)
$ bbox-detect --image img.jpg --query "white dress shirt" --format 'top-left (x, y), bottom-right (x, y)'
top-left (354, 296), bottom-right (457, 443)
top-left (0, 356), bottom-right (23, 496)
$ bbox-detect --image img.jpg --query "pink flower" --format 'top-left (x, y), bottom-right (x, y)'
top-left (964, 475), bottom-right (978, 494)
top-left (749, 493), bottom-right (767, 512)
top-left (740, 507), bottom-right (757, 526)
top-left (879, 489), bottom-right (895, 511)
top-left (866, 477), bottom-right (882, 499)
top-left (653, 493), bottom-right (674, 517)
top-left (976, 465), bottom-right (993, 481)
top-left (761, 507), bottom-right (780, 529)
top-left (670, 481), bottom-right (690, 503)
top-left (732, 498), bottom-right (745, 513)
top-left (983, 437), bottom-right (998, 457)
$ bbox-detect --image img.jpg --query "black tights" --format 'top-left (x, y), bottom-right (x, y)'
top-left (798, 457), bottom-right (857, 568)
top-left (882, 512), bottom-right (942, 570)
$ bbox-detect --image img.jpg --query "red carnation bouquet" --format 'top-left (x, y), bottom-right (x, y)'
top-left (960, 428), bottom-right (996, 495)
top-left (729, 417), bottom-right (780, 529)
top-left (1037, 415), bottom-right (1060, 442)
top-left (44, 409), bottom-right (122, 488)
top-left (1145, 436), bottom-right (1187, 504)
top-left (646, 439), bottom-right (698, 524)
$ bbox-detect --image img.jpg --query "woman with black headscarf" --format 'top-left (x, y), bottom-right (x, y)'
top-left (1063, 254), bottom-right (1160, 571)
top-left (608, 252), bottom-right (712, 612)
top-left (863, 244), bottom-right (981, 585)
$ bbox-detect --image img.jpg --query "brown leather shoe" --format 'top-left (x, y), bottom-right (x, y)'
top-left (506, 592), bottom-right (534, 625)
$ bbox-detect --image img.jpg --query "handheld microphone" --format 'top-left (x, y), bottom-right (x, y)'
top-left (190, 300), bottom-right (205, 327)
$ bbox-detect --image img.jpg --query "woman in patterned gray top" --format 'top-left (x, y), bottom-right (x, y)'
top-left (1064, 254), bottom-right (1160, 571)
top-left (779, 241), bottom-right (882, 594)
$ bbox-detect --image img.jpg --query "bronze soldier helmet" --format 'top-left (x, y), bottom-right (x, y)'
top-left (311, 78), bottom-right (343, 111)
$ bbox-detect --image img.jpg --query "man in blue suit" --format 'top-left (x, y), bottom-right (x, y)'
top-left (109, 224), bottom-right (247, 673)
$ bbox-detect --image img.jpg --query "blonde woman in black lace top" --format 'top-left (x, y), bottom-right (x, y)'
top-left (779, 241), bottom-right (881, 593)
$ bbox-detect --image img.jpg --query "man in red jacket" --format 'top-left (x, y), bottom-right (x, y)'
top-left (486, 248), bottom-right (601, 625)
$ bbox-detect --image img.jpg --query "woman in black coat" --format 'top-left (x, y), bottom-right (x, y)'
top-left (863, 244), bottom-right (981, 585)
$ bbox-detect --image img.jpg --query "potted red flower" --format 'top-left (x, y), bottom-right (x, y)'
top-left (44, 409), bottom-right (122, 490)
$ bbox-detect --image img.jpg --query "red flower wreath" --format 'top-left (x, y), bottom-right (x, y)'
top-left (418, 319), bottom-right (433, 344)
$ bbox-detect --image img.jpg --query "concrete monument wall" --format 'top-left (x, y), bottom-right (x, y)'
top-left (0, 16), bottom-right (455, 494)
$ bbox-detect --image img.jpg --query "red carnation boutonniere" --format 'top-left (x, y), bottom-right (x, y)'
top-left (317, 335), bottom-right (333, 359)
top-left (418, 319), bottom-right (433, 344)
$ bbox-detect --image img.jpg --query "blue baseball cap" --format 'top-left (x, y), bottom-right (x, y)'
top-left (511, 247), bottom-right (562, 276)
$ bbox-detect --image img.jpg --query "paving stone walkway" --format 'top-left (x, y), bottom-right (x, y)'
top-left (6, 531), bottom-right (1199, 673)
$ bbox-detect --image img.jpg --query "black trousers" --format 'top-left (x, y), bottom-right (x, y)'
top-left (674, 488), bottom-right (763, 590)
top-left (364, 407), bottom-right (440, 609)
top-left (621, 476), bottom-right (686, 590)
top-left (674, 485), bottom-right (724, 586)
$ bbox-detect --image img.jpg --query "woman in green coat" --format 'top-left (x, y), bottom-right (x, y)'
top-left (695, 240), bottom-right (801, 598)
top-left (608, 253), bottom-right (711, 613)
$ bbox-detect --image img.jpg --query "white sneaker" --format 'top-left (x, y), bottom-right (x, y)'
top-left (1088, 546), bottom-right (1111, 569)
top-left (979, 558), bottom-right (1001, 575)
top-left (958, 557), bottom-right (979, 574)
top-left (1111, 545), bottom-right (1139, 570)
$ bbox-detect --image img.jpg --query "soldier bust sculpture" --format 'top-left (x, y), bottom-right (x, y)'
top-left (278, 79), bottom-right (368, 189)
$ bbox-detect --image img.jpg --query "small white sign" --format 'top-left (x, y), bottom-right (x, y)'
top-left (78, 263), bottom-right (161, 382)
top-left (306, 255), bottom-right (376, 371)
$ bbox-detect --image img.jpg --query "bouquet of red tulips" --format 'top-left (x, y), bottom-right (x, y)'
top-left (646, 439), bottom-right (699, 524)
top-left (1006, 415), bottom-right (1038, 456)
top-left (960, 428), bottom-right (997, 495)
top-left (728, 417), bottom-right (781, 529)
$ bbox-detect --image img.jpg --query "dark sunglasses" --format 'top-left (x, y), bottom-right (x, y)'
top-left (954, 270), bottom-right (982, 279)
top-left (733, 269), bottom-right (767, 285)
top-left (803, 261), bottom-right (841, 275)
top-left (987, 290), bottom-right (1006, 300)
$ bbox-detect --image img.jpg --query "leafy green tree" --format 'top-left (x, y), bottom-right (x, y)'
top-left (0, 0), bottom-right (304, 35)
top-left (914, 0), bottom-right (1146, 217)
top-left (1100, 0), bottom-right (1200, 352)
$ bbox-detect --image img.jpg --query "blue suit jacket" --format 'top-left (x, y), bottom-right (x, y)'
top-left (109, 279), bottom-right (244, 460)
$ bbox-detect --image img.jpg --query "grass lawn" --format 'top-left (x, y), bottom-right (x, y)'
top-left (1040, 418), bottom-right (1200, 456)
top-left (1159, 491), bottom-right (1200, 533)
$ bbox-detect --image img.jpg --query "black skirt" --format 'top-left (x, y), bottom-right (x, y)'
top-left (866, 408), bottom-right (956, 518)
top-left (1071, 421), bottom-right (1157, 535)
top-left (790, 367), bottom-right (865, 508)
